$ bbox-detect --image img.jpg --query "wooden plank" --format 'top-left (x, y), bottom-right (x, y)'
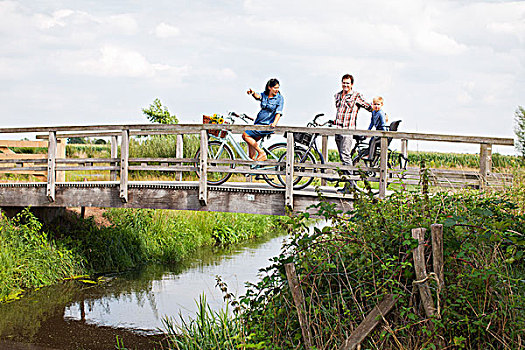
top-left (0, 140), bottom-right (48, 148)
top-left (379, 137), bottom-right (388, 199)
top-left (199, 130), bottom-right (208, 205)
top-left (0, 154), bottom-right (46, 160)
top-left (285, 263), bottom-right (313, 349)
top-left (129, 165), bottom-right (198, 172)
top-left (2, 124), bottom-right (514, 146)
top-left (56, 158), bottom-right (119, 163)
top-left (0, 168), bottom-right (48, 172)
top-left (412, 228), bottom-right (436, 318)
top-left (119, 130), bottom-right (129, 203)
top-left (46, 131), bottom-right (57, 202)
top-left (339, 294), bottom-right (398, 350)
top-left (56, 166), bottom-right (118, 171)
top-left (111, 135), bottom-right (118, 181)
top-left (285, 132), bottom-right (294, 209)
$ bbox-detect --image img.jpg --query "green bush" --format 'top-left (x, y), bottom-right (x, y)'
top-left (240, 189), bottom-right (524, 349)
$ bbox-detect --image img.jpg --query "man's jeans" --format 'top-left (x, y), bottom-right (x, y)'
top-left (335, 134), bottom-right (353, 167)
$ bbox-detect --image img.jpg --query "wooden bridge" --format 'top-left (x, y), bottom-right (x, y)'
top-left (0, 123), bottom-right (515, 216)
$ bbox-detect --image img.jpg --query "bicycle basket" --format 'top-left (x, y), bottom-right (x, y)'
top-left (293, 132), bottom-right (313, 145)
top-left (203, 114), bottom-right (228, 138)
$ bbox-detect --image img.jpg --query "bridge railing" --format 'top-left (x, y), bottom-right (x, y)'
top-left (0, 123), bottom-right (515, 207)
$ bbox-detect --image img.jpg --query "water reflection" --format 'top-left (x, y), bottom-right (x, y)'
top-left (0, 234), bottom-right (287, 349)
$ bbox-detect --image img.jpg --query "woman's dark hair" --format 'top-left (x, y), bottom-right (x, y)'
top-left (264, 78), bottom-right (280, 95)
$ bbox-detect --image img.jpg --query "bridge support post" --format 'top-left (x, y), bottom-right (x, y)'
top-left (379, 137), bottom-right (388, 199)
top-left (46, 131), bottom-right (57, 202)
top-left (119, 129), bottom-right (129, 203)
top-left (199, 130), bottom-right (208, 206)
top-left (479, 143), bottom-right (492, 189)
top-left (285, 132), bottom-right (294, 209)
top-left (110, 135), bottom-right (118, 181)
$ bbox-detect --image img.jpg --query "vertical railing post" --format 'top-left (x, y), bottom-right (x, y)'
top-left (56, 139), bottom-right (66, 182)
top-left (46, 131), bottom-right (57, 202)
top-left (378, 136), bottom-right (388, 198)
top-left (479, 143), bottom-right (492, 189)
top-left (176, 134), bottom-right (184, 182)
top-left (199, 130), bottom-right (208, 205)
top-left (110, 135), bottom-right (118, 181)
top-left (401, 138), bottom-right (408, 159)
top-left (285, 132), bottom-right (294, 209)
top-left (321, 134), bottom-right (328, 186)
top-left (119, 129), bottom-right (129, 203)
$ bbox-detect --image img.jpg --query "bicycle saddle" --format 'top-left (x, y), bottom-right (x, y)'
top-left (353, 135), bottom-right (366, 142)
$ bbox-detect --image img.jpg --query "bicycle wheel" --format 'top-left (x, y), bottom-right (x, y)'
top-left (352, 149), bottom-right (376, 178)
top-left (277, 146), bottom-right (317, 190)
top-left (194, 141), bottom-right (234, 185)
top-left (261, 142), bottom-right (288, 188)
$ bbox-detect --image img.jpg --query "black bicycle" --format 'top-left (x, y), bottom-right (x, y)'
top-left (350, 120), bottom-right (408, 179)
top-left (279, 115), bottom-right (408, 190)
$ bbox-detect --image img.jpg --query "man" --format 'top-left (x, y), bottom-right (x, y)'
top-left (334, 74), bottom-right (372, 192)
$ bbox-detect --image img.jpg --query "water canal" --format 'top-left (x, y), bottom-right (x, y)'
top-left (0, 233), bottom-right (287, 350)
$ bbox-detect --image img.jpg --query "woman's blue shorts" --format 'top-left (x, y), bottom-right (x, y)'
top-left (245, 129), bottom-right (274, 140)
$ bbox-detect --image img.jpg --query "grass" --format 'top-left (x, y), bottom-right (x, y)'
top-left (0, 209), bottom-right (84, 302)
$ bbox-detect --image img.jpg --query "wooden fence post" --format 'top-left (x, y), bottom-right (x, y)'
top-left (119, 129), bottom-right (129, 203)
top-left (321, 135), bottom-right (328, 186)
top-left (412, 228), bottom-right (436, 318)
top-left (379, 137), bottom-right (388, 199)
top-left (176, 134), bottom-right (183, 181)
top-left (110, 135), bottom-right (118, 181)
top-left (199, 130), bottom-right (208, 206)
top-left (285, 132), bottom-right (295, 209)
top-left (431, 224), bottom-right (445, 292)
top-left (46, 131), bottom-right (57, 202)
top-left (285, 263), bottom-right (312, 349)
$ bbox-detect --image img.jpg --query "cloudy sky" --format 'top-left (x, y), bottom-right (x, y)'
top-left (1, 0), bottom-right (523, 154)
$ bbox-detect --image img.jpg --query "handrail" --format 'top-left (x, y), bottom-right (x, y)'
top-left (0, 123), bottom-right (516, 207)
top-left (3, 123), bottom-right (514, 146)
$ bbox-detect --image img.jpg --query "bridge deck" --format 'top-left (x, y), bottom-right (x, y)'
top-left (0, 181), bottom-right (353, 216)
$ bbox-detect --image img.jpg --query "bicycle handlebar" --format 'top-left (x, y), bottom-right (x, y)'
top-left (228, 111), bottom-right (255, 123)
top-left (307, 113), bottom-right (334, 128)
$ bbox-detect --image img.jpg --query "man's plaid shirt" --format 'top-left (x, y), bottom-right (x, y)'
top-left (334, 90), bottom-right (372, 129)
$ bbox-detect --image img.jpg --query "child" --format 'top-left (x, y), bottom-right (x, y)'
top-left (366, 96), bottom-right (387, 160)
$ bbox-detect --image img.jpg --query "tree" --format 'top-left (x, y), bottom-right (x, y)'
top-left (67, 137), bottom-right (87, 144)
top-left (142, 98), bottom-right (178, 124)
top-left (515, 106), bottom-right (525, 158)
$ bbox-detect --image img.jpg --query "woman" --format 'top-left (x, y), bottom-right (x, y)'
top-left (243, 78), bottom-right (284, 161)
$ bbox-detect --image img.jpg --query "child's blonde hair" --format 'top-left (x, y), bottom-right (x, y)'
top-left (373, 96), bottom-right (384, 105)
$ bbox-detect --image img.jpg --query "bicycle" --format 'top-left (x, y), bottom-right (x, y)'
top-left (278, 115), bottom-right (408, 191)
top-left (194, 111), bottom-right (289, 188)
top-left (276, 113), bottom-right (331, 190)
top-left (350, 120), bottom-right (408, 178)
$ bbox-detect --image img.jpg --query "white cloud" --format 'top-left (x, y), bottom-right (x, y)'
top-left (75, 46), bottom-right (162, 77)
top-left (415, 30), bottom-right (467, 55)
top-left (154, 22), bottom-right (180, 38)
